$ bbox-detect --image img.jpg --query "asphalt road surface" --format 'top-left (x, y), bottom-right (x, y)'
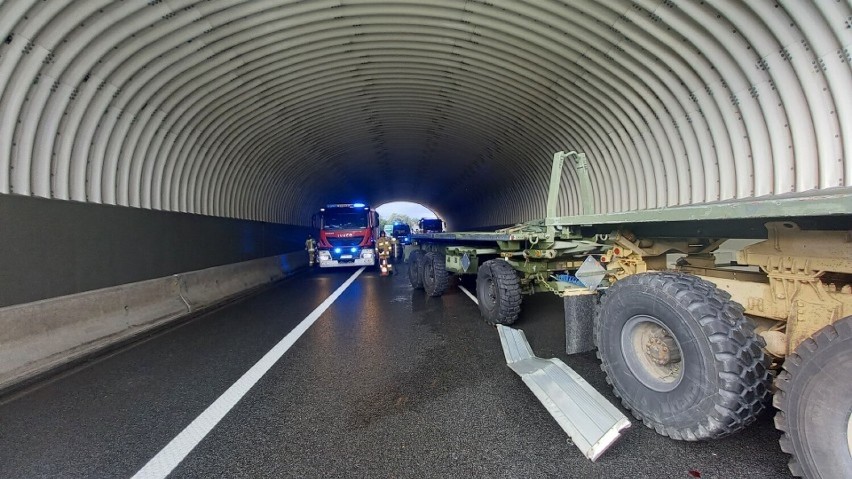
top-left (0, 262), bottom-right (792, 478)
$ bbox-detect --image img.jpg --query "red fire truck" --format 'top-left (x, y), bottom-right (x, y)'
top-left (313, 203), bottom-right (380, 268)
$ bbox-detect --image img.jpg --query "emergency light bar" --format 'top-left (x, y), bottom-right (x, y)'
top-left (325, 203), bottom-right (369, 209)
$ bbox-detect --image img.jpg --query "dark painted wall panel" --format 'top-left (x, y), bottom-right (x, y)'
top-left (0, 194), bottom-right (309, 308)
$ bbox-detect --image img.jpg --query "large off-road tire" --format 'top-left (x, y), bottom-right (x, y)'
top-left (422, 252), bottom-right (448, 297)
top-left (476, 259), bottom-right (522, 325)
top-left (774, 315), bottom-right (852, 478)
top-left (408, 250), bottom-right (426, 289)
top-left (595, 272), bottom-right (771, 440)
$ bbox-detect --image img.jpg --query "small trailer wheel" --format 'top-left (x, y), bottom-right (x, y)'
top-left (595, 272), bottom-right (771, 440)
top-left (408, 250), bottom-right (426, 290)
top-left (422, 252), bottom-right (448, 297)
top-left (476, 259), bottom-right (521, 325)
top-left (774, 315), bottom-right (852, 478)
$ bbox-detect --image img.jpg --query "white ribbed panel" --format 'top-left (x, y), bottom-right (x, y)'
top-left (0, 0), bottom-right (847, 226)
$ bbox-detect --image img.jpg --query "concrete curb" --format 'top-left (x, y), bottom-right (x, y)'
top-left (0, 252), bottom-right (306, 392)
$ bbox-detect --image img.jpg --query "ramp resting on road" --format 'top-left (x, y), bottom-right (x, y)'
top-left (497, 325), bottom-right (630, 461)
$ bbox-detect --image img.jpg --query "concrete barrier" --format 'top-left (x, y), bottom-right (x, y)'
top-left (0, 252), bottom-right (306, 392)
top-left (180, 255), bottom-right (293, 311)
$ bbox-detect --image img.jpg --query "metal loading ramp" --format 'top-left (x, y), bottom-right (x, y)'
top-left (497, 325), bottom-right (631, 461)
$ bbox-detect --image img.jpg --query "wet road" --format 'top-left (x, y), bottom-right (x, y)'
top-left (0, 263), bottom-right (792, 478)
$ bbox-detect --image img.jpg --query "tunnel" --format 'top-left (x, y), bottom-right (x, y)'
top-left (0, 1), bottom-right (850, 476)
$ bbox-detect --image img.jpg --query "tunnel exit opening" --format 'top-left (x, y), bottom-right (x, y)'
top-left (375, 201), bottom-right (443, 234)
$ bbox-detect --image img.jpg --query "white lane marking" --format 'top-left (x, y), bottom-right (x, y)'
top-left (132, 267), bottom-right (366, 479)
top-left (458, 284), bottom-right (478, 305)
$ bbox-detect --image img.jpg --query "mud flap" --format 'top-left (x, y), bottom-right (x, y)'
top-left (564, 293), bottom-right (597, 354)
top-left (497, 325), bottom-right (630, 461)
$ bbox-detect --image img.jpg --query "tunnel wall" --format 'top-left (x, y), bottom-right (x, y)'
top-left (0, 193), bottom-right (310, 308)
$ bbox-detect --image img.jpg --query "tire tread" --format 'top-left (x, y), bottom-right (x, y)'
top-left (423, 252), bottom-right (448, 297)
top-left (408, 250), bottom-right (425, 290)
top-left (478, 260), bottom-right (522, 325)
top-left (774, 315), bottom-right (852, 477)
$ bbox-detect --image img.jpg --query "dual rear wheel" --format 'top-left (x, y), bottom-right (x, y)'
top-left (407, 250), bottom-right (447, 297)
top-left (407, 252), bottom-right (521, 325)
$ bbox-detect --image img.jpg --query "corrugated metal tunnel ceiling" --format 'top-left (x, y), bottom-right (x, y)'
top-left (0, 0), bottom-right (849, 228)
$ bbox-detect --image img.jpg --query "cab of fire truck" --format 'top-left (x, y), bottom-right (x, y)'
top-left (312, 203), bottom-right (379, 268)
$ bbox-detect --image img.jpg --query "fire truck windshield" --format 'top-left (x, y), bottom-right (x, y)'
top-left (323, 210), bottom-right (368, 230)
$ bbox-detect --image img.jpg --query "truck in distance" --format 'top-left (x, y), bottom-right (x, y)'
top-left (419, 218), bottom-right (444, 233)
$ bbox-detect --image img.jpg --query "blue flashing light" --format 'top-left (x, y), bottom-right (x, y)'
top-left (334, 247), bottom-right (342, 254)
top-left (350, 247), bottom-right (358, 253)
top-left (353, 203), bottom-right (365, 208)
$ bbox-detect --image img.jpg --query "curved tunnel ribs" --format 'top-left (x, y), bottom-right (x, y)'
top-left (0, 1), bottom-right (848, 228)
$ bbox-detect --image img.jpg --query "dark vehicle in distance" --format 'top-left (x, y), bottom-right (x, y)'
top-left (419, 218), bottom-right (443, 233)
top-left (392, 223), bottom-right (412, 245)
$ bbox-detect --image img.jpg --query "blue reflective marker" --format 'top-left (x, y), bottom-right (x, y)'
top-left (334, 247), bottom-right (342, 254)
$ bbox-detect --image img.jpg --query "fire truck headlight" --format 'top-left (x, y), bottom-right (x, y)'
top-left (319, 251), bottom-right (331, 261)
top-left (361, 249), bottom-right (374, 259)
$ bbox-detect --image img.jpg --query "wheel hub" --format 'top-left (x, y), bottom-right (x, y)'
top-left (621, 315), bottom-right (684, 392)
top-left (644, 331), bottom-right (681, 366)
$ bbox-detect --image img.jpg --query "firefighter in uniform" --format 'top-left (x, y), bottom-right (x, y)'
top-left (305, 234), bottom-right (316, 267)
top-left (376, 231), bottom-right (397, 276)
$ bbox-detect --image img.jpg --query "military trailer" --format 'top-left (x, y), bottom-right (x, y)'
top-left (409, 151), bottom-right (852, 478)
